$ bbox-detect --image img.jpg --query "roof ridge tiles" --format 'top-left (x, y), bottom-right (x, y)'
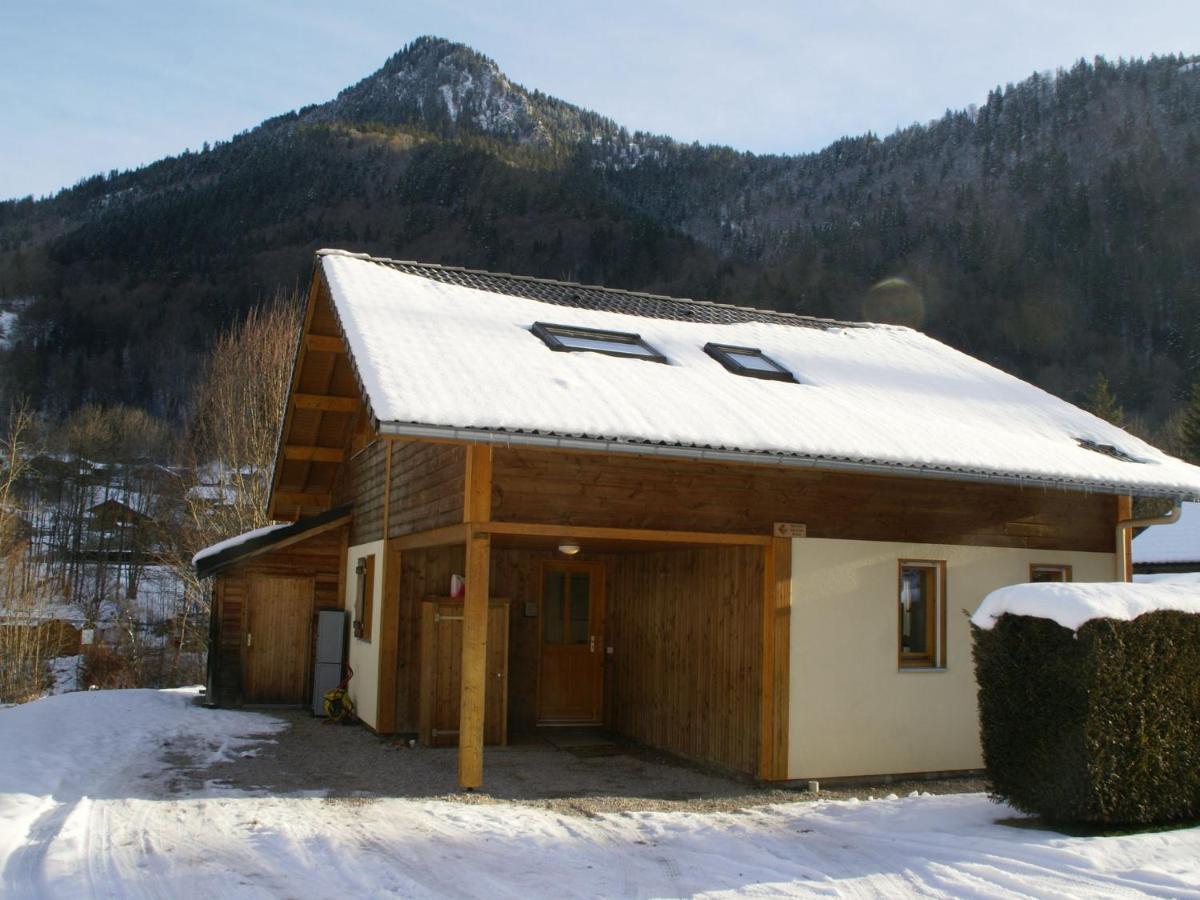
top-left (315, 247), bottom-right (873, 330)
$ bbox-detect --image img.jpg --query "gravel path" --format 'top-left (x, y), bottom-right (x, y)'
top-left (201, 708), bottom-right (986, 816)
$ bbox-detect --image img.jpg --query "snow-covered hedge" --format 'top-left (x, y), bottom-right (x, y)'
top-left (972, 582), bottom-right (1200, 826)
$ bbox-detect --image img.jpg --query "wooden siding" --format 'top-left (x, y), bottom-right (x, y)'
top-left (607, 545), bottom-right (764, 775)
top-left (209, 526), bottom-right (346, 707)
top-left (490, 548), bottom-right (562, 733)
top-left (388, 442), bottom-right (466, 537)
top-left (244, 575), bottom-right (314, 703)
top-left (418, 599), bottom-right (509, 747)
top-left (393, 544), bottom-right (596, 735)
top-left (330, 440), bottom-right (465, 548)
top-left (389, 542), bottom-right (766, 774)
top-left (214, 578), bottom-right (246, 705)
top-left (491, 447), bottom-right (1117, 552)
top-left (346, 440), bottom-right (388, 545)
top-left (395, 544), bottom-right (465, 731)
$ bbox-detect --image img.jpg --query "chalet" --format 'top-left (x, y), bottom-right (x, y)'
top-left (196, 249), bottom-right (1200, 789)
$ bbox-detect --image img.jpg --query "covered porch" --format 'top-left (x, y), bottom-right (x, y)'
top-left (379, 513), bottom-right (791, 788)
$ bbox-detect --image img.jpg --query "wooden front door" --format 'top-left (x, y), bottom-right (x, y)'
top-left (537, 561), bottom-right (604, 724)
top-left (244, 575), bottom-right (313, 704)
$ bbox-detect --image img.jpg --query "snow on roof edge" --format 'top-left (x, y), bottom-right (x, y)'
top-left (971, 581), bottom-right (1200, 632)
top-left (192, 523), bottom-right (291, 567)
top-left (1132, 501), bottom-right (1200, 563)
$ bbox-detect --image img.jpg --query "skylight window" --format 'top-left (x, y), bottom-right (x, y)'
top-left (532, 322), bottom-right (667, 363)
top-left (1075, 438), bottom-right (1145, 463)
top-left (704, 343), bottom-right (796, 382)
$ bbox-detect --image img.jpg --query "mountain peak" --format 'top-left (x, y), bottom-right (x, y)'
top-left (308, 35), bottom-right (563, 143)
top-left (378, 35), bottom-right (501, 79)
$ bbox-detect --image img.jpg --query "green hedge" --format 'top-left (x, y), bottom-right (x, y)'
top-left (973, 610), bottom-right (1200, 825)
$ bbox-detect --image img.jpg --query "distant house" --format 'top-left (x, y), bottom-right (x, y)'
top-left (78, 499), bottom-right (161, 560)
top-left (197, 249), bottom-right (1200, 788)
top-left (1134, 501), bottom-right (1200, 575)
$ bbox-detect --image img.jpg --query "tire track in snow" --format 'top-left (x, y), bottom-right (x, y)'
top-left (2, 798), bottom-right (80, 898)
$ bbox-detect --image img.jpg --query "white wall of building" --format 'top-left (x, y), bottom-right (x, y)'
top-left (344, 539), bottom-right (385, 730)
top-left (788, 538), bottom-right (1115, 780)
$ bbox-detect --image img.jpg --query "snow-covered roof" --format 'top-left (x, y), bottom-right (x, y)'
top-left (972, 581), bottom-right (1200, 632)
top-left (1132, 501), bottom-right (1200, 564)
top-left (192, 505), bottom-right (353, 578)
top-left (1133, 572), bottom-right (1200, 584)
top-left (318, 249), bottom-right (1200, 498)
top-left (192, 523), bottom-right (290, 567)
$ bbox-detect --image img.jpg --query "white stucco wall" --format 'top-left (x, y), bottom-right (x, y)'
top-left (344, 540), bottom-right (385, 730)
top-left (788, 538), bottom-right (1115, 780)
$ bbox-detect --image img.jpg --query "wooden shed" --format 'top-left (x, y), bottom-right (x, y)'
top-left (198, 506), bottom-right (350, 706)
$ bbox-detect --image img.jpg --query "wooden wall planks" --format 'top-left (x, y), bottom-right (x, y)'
top-left (491, 447), bottom-right (1116, 552)
top-left (388, 442), bottom-right (466, 537)
top-left (606, 545), bottom-right (764, 775)
top-left (332, 440), bottom-right (465, 546)
top-left (209, 527), bottom-right (346, 707)
top-left (395, 544), bottom-right (465, 730)
top-left (345, 441), bottom-right (387, 544)
top-left (418, 598), bottom-right (509, 747)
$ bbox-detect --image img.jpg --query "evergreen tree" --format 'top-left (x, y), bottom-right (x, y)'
top-left (1180, 383), bottom-right (1200, 465)
top-left (1085, 374), bottom-right (1125, 427)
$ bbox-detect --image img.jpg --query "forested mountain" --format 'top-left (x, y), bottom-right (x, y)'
top-left (2, 36), bottom-right (1199, 427)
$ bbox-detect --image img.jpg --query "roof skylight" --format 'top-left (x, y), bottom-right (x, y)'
top-left (1075, 438), bottom-right (1145, 463)
top-left (532, 322), bottom-right (667, 363)
top-left (704, 343), bottom-right (796, 382)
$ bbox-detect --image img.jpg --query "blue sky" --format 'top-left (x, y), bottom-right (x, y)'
top-left (2, 0), bottom-right (1198, 200)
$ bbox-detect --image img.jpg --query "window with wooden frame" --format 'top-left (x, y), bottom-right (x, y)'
top-left (703, 342), bottom-right (797, 382)
top-left (531, 322), bottom-right (667, 363)
top-left (353, 554), bottom-right (375, 641)
top-left (898, 560), bottom-right (946, 669)
top-left (1029, 563), bottom-right (1072, 583)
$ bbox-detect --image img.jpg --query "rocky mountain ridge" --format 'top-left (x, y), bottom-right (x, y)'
top-left (1, 38), bottom-right (1198, 430)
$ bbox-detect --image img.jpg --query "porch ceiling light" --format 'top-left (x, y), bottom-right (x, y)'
top-left (557, 541), bottom-right (582, 556)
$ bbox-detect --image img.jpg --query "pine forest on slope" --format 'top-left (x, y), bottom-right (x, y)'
top-left (1, 37), bottom-right (1199, 430)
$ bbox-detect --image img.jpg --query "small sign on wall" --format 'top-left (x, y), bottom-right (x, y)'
top-left (773, 522), bottom-right (807, 538)
top-left (81, 628), bottom-right (94, 645)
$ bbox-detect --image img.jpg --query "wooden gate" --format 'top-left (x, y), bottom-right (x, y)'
top-left (418, 597), bottom-right (509, 747)
top-left (243, 575), bottom-right (314, 704)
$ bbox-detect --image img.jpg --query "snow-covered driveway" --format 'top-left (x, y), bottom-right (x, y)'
top-left (2, 690), bottom-right (1199, 898)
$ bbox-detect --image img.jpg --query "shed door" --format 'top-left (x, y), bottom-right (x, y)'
top-left (419, 599), bottom-right (510, 747)
top-left (244, 575), bottom-right (313, 704)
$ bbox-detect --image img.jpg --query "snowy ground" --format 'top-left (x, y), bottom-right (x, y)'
top-left (3, 690), bottom-right (1199, 898)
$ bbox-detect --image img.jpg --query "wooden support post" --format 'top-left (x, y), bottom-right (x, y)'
top-left (758, 536), bottom-right (792, 780)
top-left (1117, 494), bottom-right (1133, 582)
top-left (376, 545), bottom-right (402, 734)
top-left (463, 444), bottom-right (493, 523)
top-left (458, 444), bottom-right (494, 789)
top-left (458, 528), bottom-right (491, 789)
top-left (419, 600), bottom-right (436, 747)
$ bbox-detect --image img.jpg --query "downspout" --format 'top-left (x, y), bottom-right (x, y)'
top-left (1115, 500), bottom-right (1182, 582)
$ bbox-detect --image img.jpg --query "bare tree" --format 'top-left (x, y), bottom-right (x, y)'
top-left (168, 292), bottom-right (303, 679)
top-left (180, 293), bottom-right (303, 544)
top-left (0, 405), bottom-right (66, 703)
